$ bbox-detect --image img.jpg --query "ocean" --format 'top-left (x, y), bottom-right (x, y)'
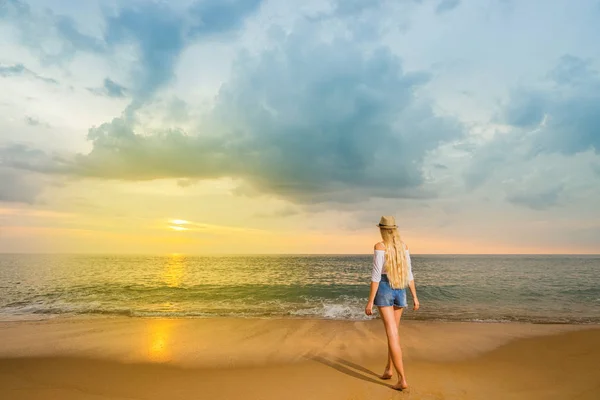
top-left (0, 254), bottom-right (598, 323)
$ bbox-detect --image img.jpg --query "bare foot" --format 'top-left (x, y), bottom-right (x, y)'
top-left (380, 366), bottom-right (392, 380)
top-left (392, 379), bottom-right (409, 391)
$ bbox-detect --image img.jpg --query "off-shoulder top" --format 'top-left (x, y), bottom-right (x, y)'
top-left (371, 244), bottom-right (414, 283)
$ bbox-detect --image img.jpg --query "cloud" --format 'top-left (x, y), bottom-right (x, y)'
top-left (436, 0), bottom-right (460, 14)
top-left (0, 143), bottom-right (81, 203)
top-left (506, 185), bottom-right (564, 210)
top-left (0, 63), bottom-right (58, 84)
top-left (0, 0), bottom-right (105, 63)
top-left (462, 133), bottom-right (517, 190)
top-left (103, 78), bottom-right (126, 98)
top-left (88, 78), bottom-right (127, 98)
top-left (187, 0), bottom-right (262, 37)
top-left (2, 20), bottom-right (463, 204)
top-left (103, 0), bottom-right (263, 113)
top-left (332, 0), bottom-right (385, 16)
top-left (501, 89), bottom-right (546, 128)
top-left (207, 26), bottom-right (462, 202)
top-left (1, 0), bottom-right (262, 113)
top-left (465, 55), bottom-right (600, 191)
top-left (0, 167), bottom-right (43, 204)
top-left (24, 116), bottom-right (51, 128)
top-left (592, 162), bottom-right (600, 177)
top-left (102, 3), bottom-right (188, 110)
top-left (254, 206), bottom-right (300, 219)
top-left (309, 0), bottom-right (417, 41)
top-left (176, 178), bottom-right (199, 188)
top-left (0, 143), bottom-right (71, 175)
top-left (548, 54), bottom-right (597, 85)
top-left (506, 55), bottom-right (600, 156)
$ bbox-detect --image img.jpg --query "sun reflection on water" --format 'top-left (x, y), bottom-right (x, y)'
top-left (164, 253), bottom-right (185, 288)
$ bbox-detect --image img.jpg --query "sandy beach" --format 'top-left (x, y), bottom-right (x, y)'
top-left (0, 317), bottom-right (598, 399)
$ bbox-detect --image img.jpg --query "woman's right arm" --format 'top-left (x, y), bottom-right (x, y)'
top-left (365, 243), bottom-right (385, 316)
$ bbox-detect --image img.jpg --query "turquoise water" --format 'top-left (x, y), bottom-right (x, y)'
top-left (0, 254), bottom-right (598, 323)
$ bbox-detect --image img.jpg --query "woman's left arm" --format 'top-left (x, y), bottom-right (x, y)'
top-left (406, 246), bottom-right (420, 311)
top-left (407, 280), bottom-right (419, 310)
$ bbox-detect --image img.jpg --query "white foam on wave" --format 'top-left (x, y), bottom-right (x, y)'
top-left (291, 301), bottom-right (375, 320)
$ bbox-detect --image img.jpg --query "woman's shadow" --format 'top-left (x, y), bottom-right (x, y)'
top-left (305, 352), bottom-right (394, 389)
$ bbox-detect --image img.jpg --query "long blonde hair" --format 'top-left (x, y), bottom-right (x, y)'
top-left (379, 227), bottom-right (409, 289)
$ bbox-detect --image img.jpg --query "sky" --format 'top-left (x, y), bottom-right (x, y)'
top-left (0, 0), bottom-right (599, 254)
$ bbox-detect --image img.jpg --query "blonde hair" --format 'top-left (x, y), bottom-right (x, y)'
top-left (379, 227), bottom-right (409, 289)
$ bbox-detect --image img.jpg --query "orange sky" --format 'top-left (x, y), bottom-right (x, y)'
top-left (1, 208), bottom-right (597, 254)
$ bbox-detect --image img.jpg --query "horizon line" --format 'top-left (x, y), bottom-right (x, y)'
top-left (1, 252), bottom-right (599, 256)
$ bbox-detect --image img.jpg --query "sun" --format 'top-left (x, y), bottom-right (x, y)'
top-left (169, 219), bottom-right (190, 231)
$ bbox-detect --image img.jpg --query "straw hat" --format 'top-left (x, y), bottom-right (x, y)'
top-left (377, 216), bottom-right (397, 229)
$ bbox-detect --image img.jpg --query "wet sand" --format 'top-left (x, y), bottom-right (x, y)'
top-left (0, 317), bottom-right (598, 399)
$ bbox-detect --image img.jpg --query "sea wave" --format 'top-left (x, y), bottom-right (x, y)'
top-left (2, 300), bottom-right (599, 324)
top-left (2, 254), bottom-right (599, 324)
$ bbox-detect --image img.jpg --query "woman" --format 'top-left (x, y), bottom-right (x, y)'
top-left (365, 216), bottom-right (420, 391)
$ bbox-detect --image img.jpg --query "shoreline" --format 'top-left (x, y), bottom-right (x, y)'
top-left (2, 312), bottom-right (598, 325)
top-left (1, 317), bottom-right (598, 399)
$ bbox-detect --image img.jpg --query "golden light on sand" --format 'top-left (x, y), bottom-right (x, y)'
top-left (147, 319), bottom-right (174, 363)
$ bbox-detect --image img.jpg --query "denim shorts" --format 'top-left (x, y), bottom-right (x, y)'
top-left (374, 274), bottom-right (408, 307)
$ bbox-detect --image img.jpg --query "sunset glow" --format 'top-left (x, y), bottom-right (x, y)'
top-left (0, 1), bottom-right (598, 255)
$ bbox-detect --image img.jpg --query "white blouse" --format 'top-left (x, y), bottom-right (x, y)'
top-left (371, 247), bottom-right (414, 283)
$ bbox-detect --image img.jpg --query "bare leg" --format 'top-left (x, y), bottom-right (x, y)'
top-left (381, 306), bottom-right (404, 379)
top-left (378, 306), bottom-right (408, 390)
